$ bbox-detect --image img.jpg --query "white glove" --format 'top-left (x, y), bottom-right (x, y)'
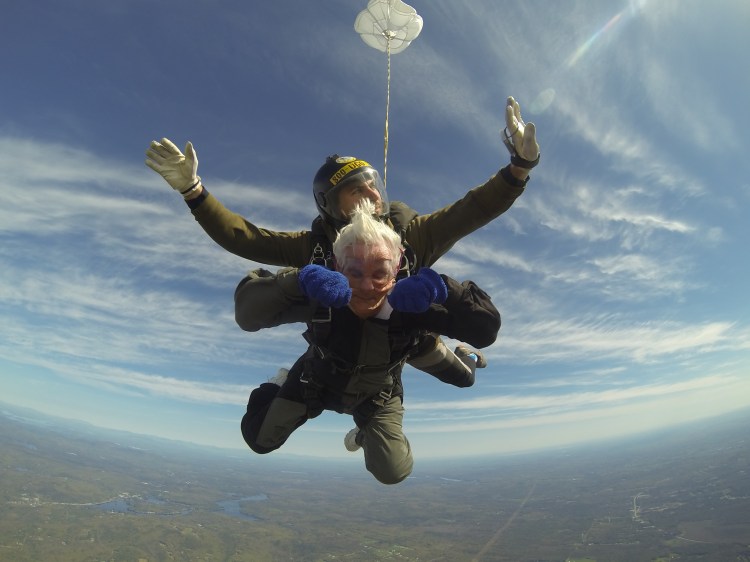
top-left (503, 96), bottom-right (540, 169)
top-left (145, 138), bottom-right (202, 196)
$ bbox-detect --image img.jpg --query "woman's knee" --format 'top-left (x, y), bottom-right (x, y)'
top-left (370, 458), bottom-right (413, 485)
top-left (362, 433), bottom-right (413, 484)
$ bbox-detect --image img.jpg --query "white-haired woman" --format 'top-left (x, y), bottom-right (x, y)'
top-left (235, 201), bottom-right (500, 484)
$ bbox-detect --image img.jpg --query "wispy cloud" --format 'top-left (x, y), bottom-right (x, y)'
top-left (495, 317), bottom-right (737, 364)
top-left (410, 374), bottom-right (737, 413)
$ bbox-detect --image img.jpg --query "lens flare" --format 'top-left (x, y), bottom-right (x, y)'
top-left (567, 11), bottom-right (624, 68)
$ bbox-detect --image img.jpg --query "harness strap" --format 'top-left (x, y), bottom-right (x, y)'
top-left (299, 368), bottom-right (326, 419)
top-left (397, 240), bottom-right (416, 280)
top-left (353, 387), bottom-right (395, 428)
top-left (309, 220), bottom-right (335, 344)
top-left (308, 304), bottom-right (332, 344)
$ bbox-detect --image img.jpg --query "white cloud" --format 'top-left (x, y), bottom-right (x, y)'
top-left (409, 373), bottom-right (736, 414)
top-left (498, 317), bottom-right (736, 364)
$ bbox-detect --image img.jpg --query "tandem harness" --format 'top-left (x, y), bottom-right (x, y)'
top-left (299, 314), bottom-right (420, 428)
top-left (302, 203), bottom-right (420, 427)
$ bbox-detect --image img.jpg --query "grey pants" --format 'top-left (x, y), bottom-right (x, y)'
top-left (359, 395), bottom-right (412, 485)
top-left (242, 384), bottom-right (413, 485)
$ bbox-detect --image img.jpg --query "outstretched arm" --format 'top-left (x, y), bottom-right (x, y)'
top-left (145, 138), bottom-right (312, 267)
top-left (403, 96), bottom-right (540, 267)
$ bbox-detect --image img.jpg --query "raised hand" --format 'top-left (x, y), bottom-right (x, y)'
top-left (145, 138), bottom-right (202, 196)
top-left (503, 96), bottom-right (540, 170)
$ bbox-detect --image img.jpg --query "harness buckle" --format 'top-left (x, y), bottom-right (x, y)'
top-left (311, 306), bottom-right (331, 323)
top-left (310, 243), bottom-right (326, 266)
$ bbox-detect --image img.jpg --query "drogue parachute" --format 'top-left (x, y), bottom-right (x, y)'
top-left (353, 0), bottom-right (423, 188)
top-left (354, 0), bottom-right (423, 55)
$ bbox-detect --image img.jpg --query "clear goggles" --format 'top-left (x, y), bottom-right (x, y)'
top-left (327, 170), bottom-right (389, 222)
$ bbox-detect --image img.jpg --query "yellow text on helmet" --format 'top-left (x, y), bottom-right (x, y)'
top-left (329, 160), bottom-right (371, 186)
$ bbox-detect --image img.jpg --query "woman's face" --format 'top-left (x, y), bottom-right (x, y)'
top-left (337, 242), bottom-right (396, 318)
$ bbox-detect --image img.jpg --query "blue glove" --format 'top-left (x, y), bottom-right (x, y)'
top-left (387, 268), bottom-right (448, 313)
top-left (298, 265), bottom-right (351, 307)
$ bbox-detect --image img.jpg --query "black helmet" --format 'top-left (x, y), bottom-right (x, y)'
top-left (313, 155), bottom-right (389, 229)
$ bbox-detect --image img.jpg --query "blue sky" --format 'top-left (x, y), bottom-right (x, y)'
top-left (2, 0), bottom-right (749, 460)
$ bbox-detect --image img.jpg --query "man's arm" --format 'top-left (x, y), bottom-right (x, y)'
top-left (414, 276), bottom-right (501, 349)
top-left (404, 96), bottom-right (540, 267)
top-left (234, 268), bottom-right (315, 332)
top-left (191, 192), bottom-right (312, 267)
top-left (404, 170), bottom-right (526, 267)
top-left (146, 138), bottom-right (312, 267)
